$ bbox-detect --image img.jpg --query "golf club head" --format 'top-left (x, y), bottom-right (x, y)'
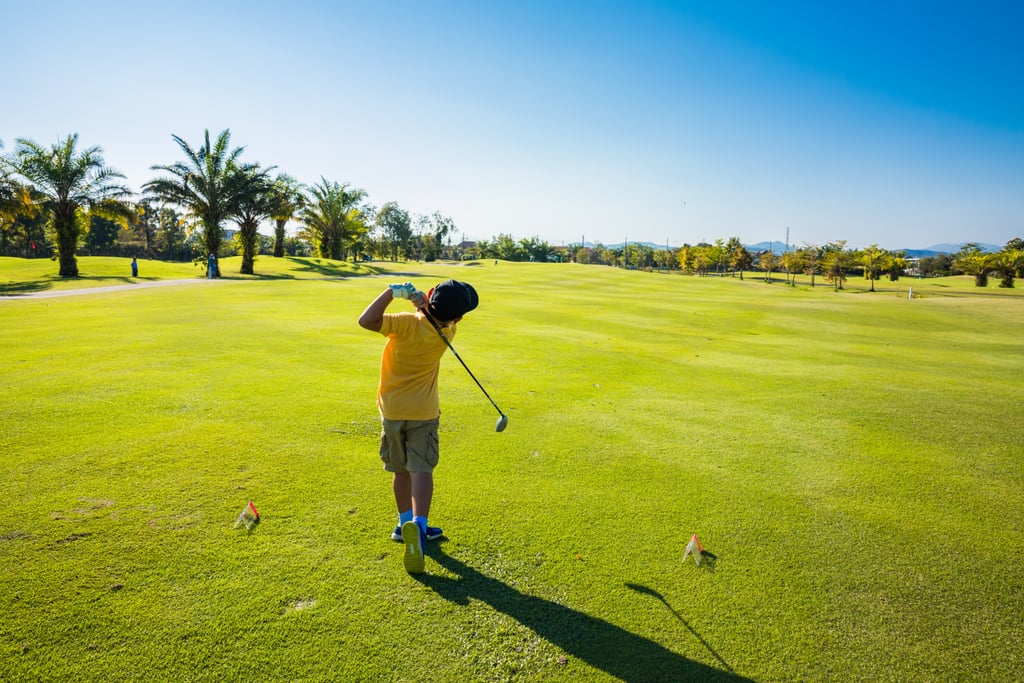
top-left (495, 413), bottom-right (508, 432)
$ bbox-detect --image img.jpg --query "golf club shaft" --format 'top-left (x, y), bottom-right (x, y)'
top-left (421, 308), bottom-right (505, 417)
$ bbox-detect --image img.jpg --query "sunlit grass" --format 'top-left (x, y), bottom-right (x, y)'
top-left (1, 258), bottom-right (1022, 681)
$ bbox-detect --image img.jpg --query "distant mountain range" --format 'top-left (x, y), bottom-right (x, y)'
top-left (574, 241), bottom-right (1003, 257)
top-left (904, 243), bottom-right (1003, 257)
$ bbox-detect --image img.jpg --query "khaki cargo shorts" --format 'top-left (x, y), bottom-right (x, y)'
top-left (379, 418), bottom-right (440, 473)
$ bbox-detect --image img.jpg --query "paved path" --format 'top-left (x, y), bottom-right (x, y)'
top-left (1, 270), bottom-right (432, 300)
top-left (0, 278), bottom-right (219, 300)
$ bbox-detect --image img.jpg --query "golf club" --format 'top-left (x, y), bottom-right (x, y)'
top-left (421, 306), bottom-right (508, 432)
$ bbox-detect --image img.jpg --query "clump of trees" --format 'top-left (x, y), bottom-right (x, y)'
top-left (953, 241), bottom-right (1024, 288)
top-left (0, 130), bottom-right (465, 277)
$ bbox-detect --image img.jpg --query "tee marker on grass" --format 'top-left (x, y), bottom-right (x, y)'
top-left (234, 501), bottom-right (260, 531)
top-left (683, 533), bottom-right (718, 572)
top-left (683, 534), bottom-right (704, 565)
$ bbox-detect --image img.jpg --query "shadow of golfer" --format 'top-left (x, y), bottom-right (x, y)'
top-left (625, 582), bottom-right (736, 674)
top-left (415, 546), bottom-right (753, 682)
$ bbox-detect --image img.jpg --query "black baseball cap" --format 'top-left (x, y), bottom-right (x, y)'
top-left (427, 280), bottom-right (478, 322)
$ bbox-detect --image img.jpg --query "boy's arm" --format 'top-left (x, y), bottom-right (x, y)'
top-left (358, 289), bottom-right (393, 332)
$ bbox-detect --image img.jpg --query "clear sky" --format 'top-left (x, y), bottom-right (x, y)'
top-left (3, 0), bottom-right (1022, 250)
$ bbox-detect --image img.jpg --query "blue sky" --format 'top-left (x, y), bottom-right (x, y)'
top-left (3, 0), bottom-right (1021, 250)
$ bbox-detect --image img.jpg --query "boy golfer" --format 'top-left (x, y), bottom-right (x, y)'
top-left (358, 279), bottom-right (479, 573)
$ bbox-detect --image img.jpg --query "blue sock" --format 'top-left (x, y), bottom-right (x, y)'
top-left (413, 515), bottom-right (428, 534)
top-left (399, 510), bottom-right (413, 526)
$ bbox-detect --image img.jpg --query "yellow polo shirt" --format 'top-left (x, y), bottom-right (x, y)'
top-left (377, 311), bottom-right (455, 420)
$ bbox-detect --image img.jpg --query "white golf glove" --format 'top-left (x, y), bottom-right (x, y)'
top-left (389, 282), bottom-right (426, 307)
top-left (388, 282), bottom-right (416, 299)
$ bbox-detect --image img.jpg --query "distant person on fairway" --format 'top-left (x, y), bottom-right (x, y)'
top-left (358, 279), bottom-right (479, 574)
top-left (131, 257), bottom-right (138, 277)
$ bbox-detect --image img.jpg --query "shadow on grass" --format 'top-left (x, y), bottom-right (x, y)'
top-left (624, 583), bottom-right (736, 674)
top-left (415, 545), bottom-right (751, 682)
top-left (219, 258), bottom-right (411, 280)
top-left (0, 275), bottom-right (171, 296)
top-left (86, 276), bottom-right (161, 283)
top-left (221, 272), bottom-right (298, 281)
top-left (285, 257), bottom-right (388, 278)
top-left (0, 280), bottom-right (54, 295)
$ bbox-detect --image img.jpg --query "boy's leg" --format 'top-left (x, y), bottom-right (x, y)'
top-left (385, 418), bottom-right (443, 547)
top-left (404, 419), bottom-right (438, 537)
top-left (391, 470), bottom-right (433, 518)
top-left (384, 420), bottom-right (416, 533)
top-left (392, 472), bottom-right (412, 513)
top-left (410, 471), bottom-right (433, 520)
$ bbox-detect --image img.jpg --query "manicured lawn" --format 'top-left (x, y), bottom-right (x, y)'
top-left (0, 255), bottom-right (377, 295)
top-left (1, 257), bottom-right (1022, 681)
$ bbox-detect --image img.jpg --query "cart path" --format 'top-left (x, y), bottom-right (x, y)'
top-left (0, 271), bottom-right (423, 300)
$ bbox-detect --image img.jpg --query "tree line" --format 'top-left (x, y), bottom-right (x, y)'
top-left (0, 130), bottom-right (468, 277)
top-left (642, 238), bottom-right (1023, 290)
top-left (563, 237), bottom-right (1024, 289)
top-left (3, 130), bottom-right (1022, 286)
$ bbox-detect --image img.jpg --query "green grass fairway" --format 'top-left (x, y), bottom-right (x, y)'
top-left (2, 257), bottom-right (1022, 681)
top-left (0, 255), bottom-right (379, 296)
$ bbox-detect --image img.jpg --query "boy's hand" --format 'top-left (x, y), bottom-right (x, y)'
top-left (389, 282), bottom-right (426, 308)
top-left (388, 282), bottom-right (416, 299)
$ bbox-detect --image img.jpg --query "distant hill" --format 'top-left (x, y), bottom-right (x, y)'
top-left (920, 243), bottom-right (1002, 255)
top-left (745, 241), bottom-right (786, 254)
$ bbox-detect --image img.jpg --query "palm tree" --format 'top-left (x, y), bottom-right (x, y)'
top-left (858, 244), bottom-right (890, 292)
top-left (1006, 238), bottom-right (1024, 278)
top-left (144, 129), bottom-right (263, 271)
top-left (267, 173), bottom-right (304, 258)
top-left (953, 244), bottom-right (995, 287)
top-left (888, 254), bottom-right (907, 281)
top-left (992, 249), bottom-right (1024, 288)
top-left (6, 135), bottom-right (132, 277)
top-left (230, 166), bottom-right (275, 274)
top-left (299, 178), bottom-right (367, 260)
